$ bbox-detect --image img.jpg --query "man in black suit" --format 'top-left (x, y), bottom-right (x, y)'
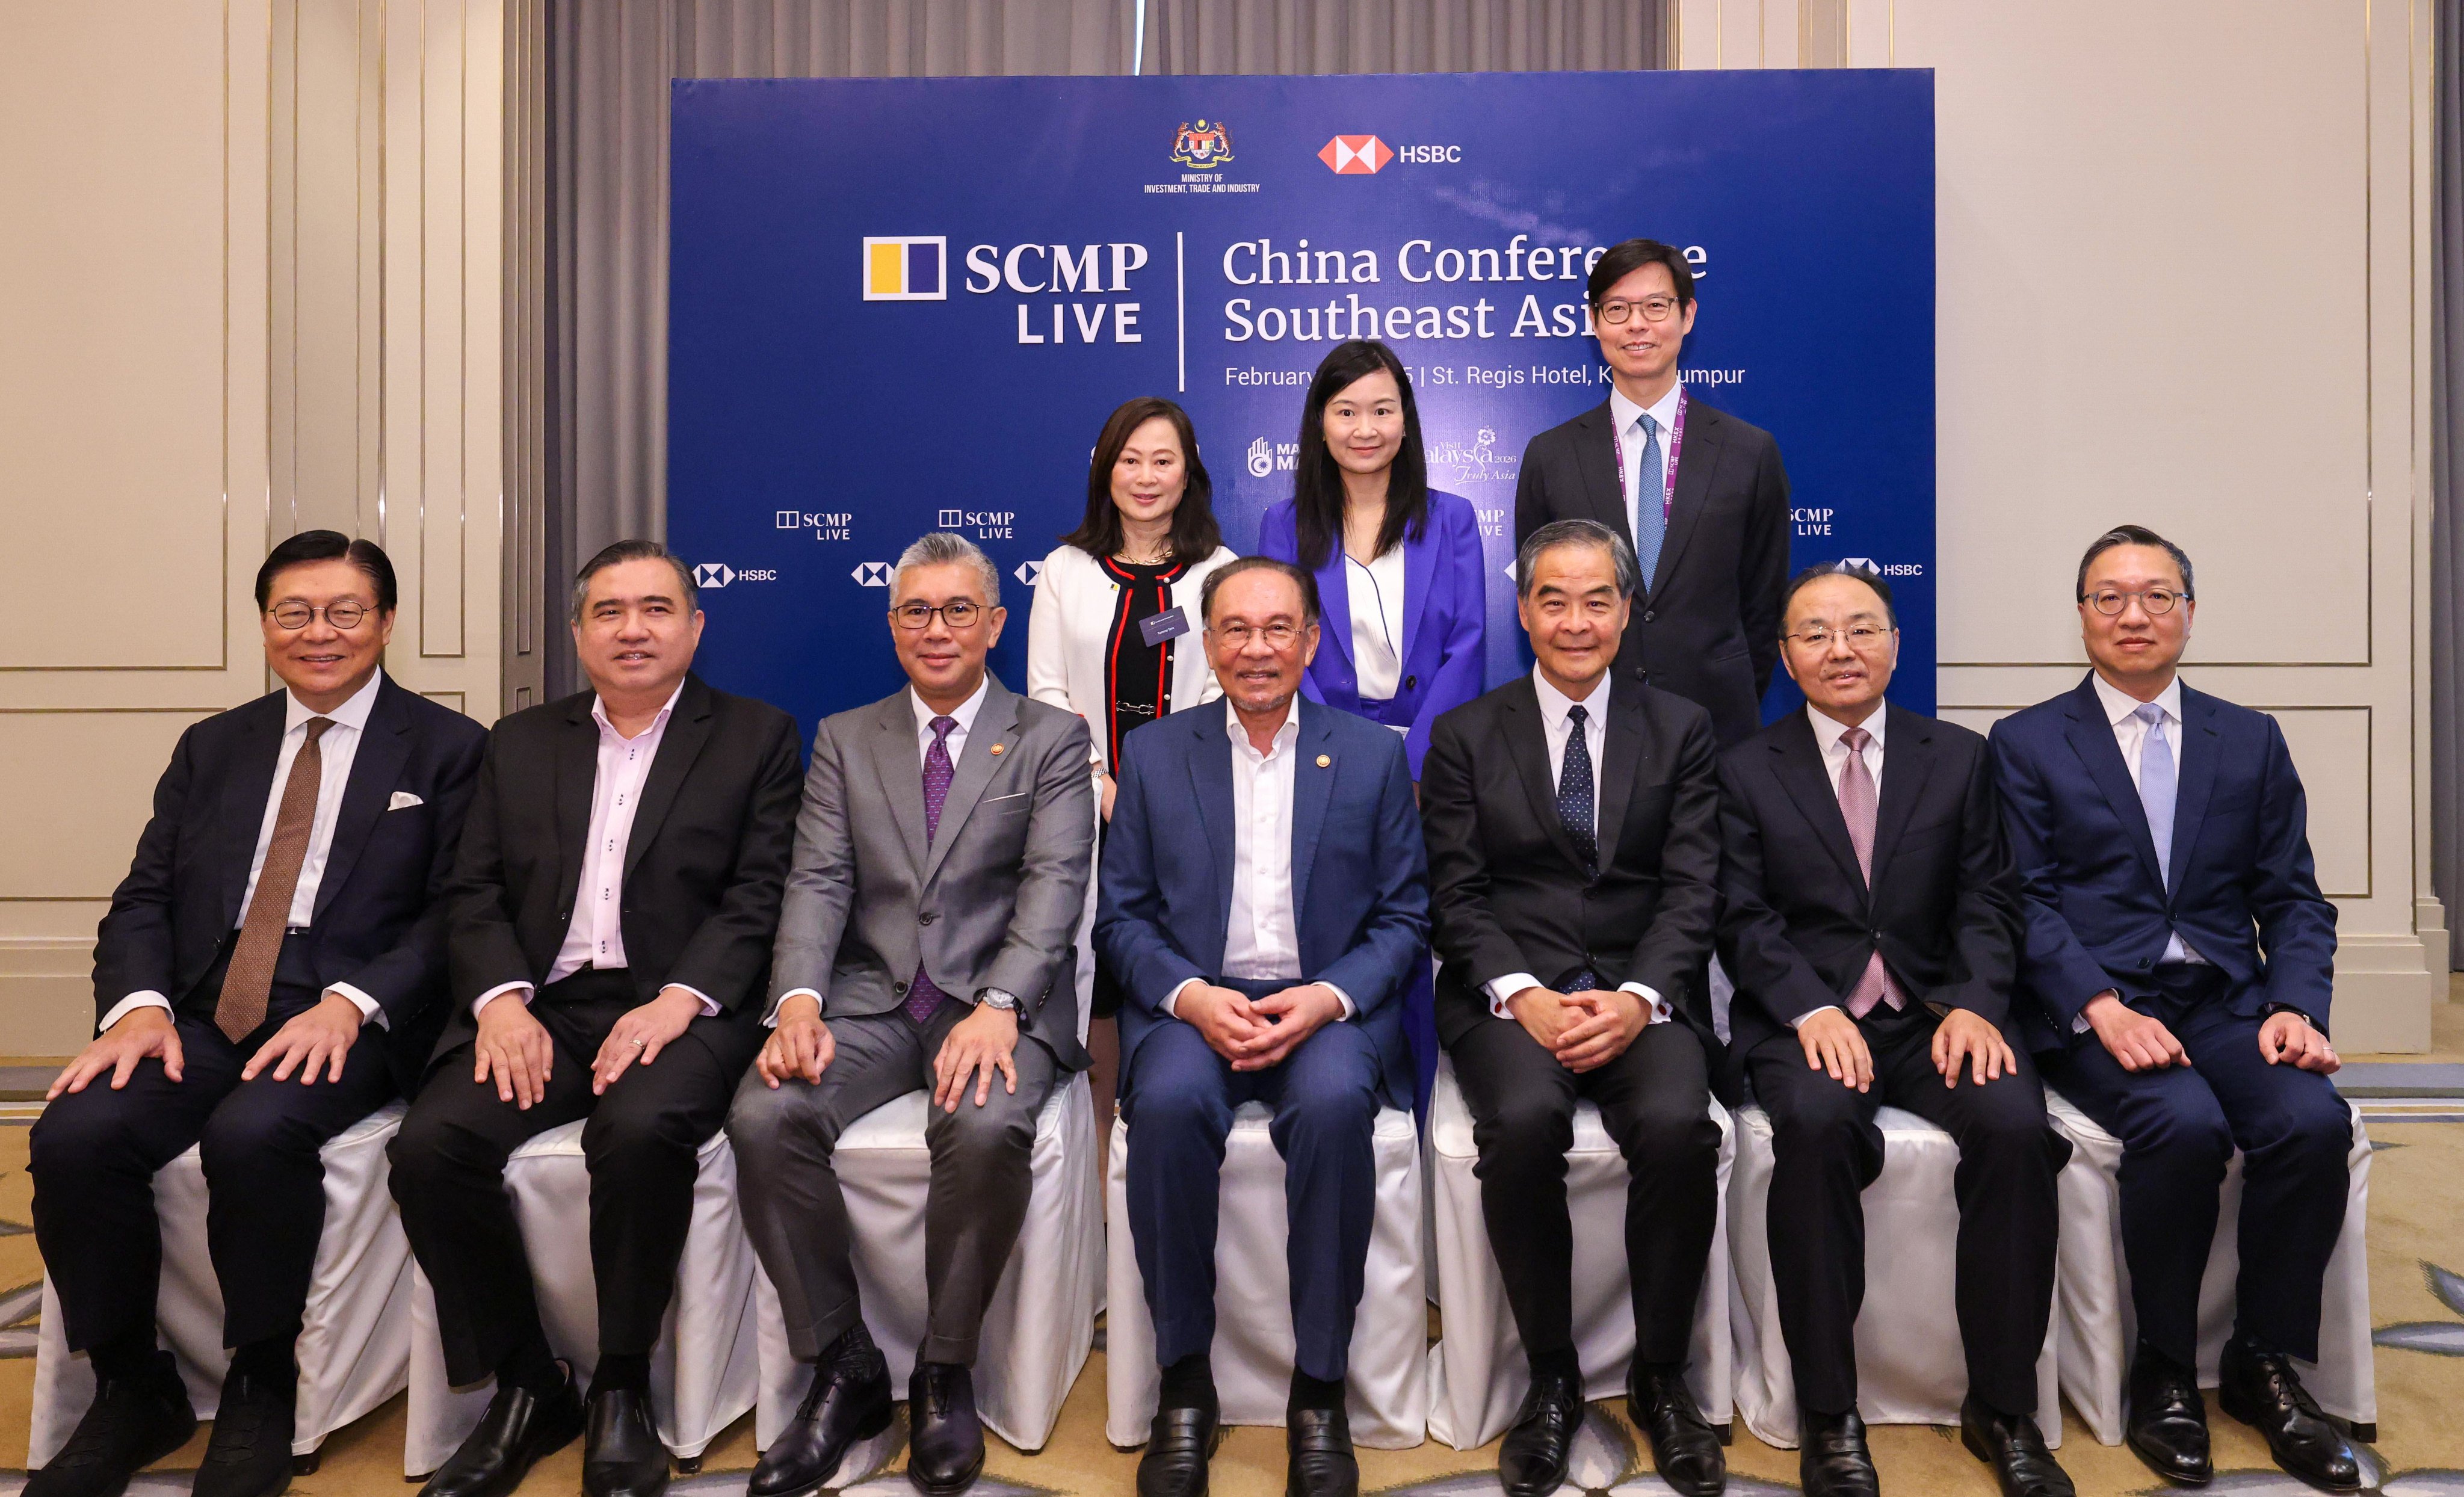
top-left (1717, 564), bottom-right (2070, 1497)
top-left (387, 541), bottom-right (803, 1497)
top-left (29, 532), bottom-right (487, 1497)
top-left (1419, 519), bottom-right (1725, 1497)
top-left (1513, 237), bottom-right (1791, 748)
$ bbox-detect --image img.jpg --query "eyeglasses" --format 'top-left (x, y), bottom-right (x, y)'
top-left (268, 601), bottom-right (374, 631)
top-left (890, 600), bottom-right (984, 630)
top-left (1597, 295), bottom-right (1682, 326)
top-left (1209, 621), bottom-right (1303, 650)
top-left (1784, 625), bottom-right (1894, 649)
top-left (2082, 588), bottom-right (2184, 616)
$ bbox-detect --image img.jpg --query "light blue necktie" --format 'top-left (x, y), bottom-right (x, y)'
top-left (1632, 413), bottom-right (1666, 587)
top-left (2134, 703), bottom-right (2176, 890)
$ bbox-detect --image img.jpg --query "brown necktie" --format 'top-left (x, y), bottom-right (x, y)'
top-left (217, 717), bottom-right (333, 1042)
top-left (1836, 726), bottom-right (1902, 1018)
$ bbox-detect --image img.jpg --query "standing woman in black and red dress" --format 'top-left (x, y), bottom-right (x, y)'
top-left (1027, 397), bottom-right (1240, 1155)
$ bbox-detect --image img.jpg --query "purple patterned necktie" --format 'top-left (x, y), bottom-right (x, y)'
top-left (1836, 726), bottom-right (1903, 1018)
top-left (904, 714), bottom-right (960, 1023)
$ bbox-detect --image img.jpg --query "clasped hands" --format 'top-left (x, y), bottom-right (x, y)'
top-left (1506, 986), bottom-right (1648, 1073)
top-left (2082, 992), bottom-right (2337, 1075)
top-left (755, 993), bottom-right (1023, 1112)
top-left (48, 992), bottom-right (369, 1100)
top-left (1178, 981), bottom-right (1345, 1070)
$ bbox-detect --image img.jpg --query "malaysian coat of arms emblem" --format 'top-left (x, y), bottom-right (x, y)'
top-left (1170, 118), bottom-right (1233, 167)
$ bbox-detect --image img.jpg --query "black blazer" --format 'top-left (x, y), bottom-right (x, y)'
top-left (1715, 704), bottom-right (2025, 1091)
top-left (91, 674), bottom-right (489, 1093)
top-left (1514, 395), bottom-right (1791, 747)
top-left (1419, 674), bottom-right (1722, 1050)
top-left (433, 673), bottom-right (803, 1070)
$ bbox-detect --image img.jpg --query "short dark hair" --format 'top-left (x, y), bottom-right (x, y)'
top-left (1780, 562), bottom-right (1899, 631)
top-left (1199, 555), bottom-right (1320, 626)
top-left (1060, 397), bottom-right (1224, 563)
top-left (255, 529), bottom-right (397, 613)
top-left (1516, 518), bottom-right (1641, 599)
top-left (2075, 525), bottom-right (2195, 602)
top-left (1587, 237), bottom-right (1696, 311)
top-left (572, 539), bottom-right (697, 622)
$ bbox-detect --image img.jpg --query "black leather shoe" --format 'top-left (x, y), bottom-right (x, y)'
top-left (1498, 1368), bottom-right (1583, 1497)
top-left (906, 1363), bottom-right (984, 1496)
top-left (1799, 1410), bottom-right (1879, 1497)
top-left (1135, 1392), bottom-right (1221, 1497)
top-left (25, 1351), bottom-right (196, 1497)
top-left (1285, 1407), bottom-right (1356, 1497)
top-left (2125, 1344), bottom-right (2212, 1486)
top-left (2217, 1338), bottom-right (2363, 1492)
top-left (582, 1387), bottom-right (670, 1497)
top-left (193, 1370), bottom-right (297, 1497)
top-left (749, 1352), bottom-right (894, 1497)
top-left (1629, 1368), bottom-right (1724, 1497)
top-left (1960, 1396), bottom-right (2075, 1497)
top-left (417, 1371), bottom-right (585, 1497)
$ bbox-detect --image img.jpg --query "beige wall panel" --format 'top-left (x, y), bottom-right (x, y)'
top-left (421, 0), bottom-right (471, 659)
top-left (0, 711), bottom-right (212, 900)
top-left (0, 5), bottom-right (229, 670)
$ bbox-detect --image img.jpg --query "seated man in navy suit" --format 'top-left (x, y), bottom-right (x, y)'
top-left (1096, 557), bottom-right (1428, 1497)
top-left (30, 532), bottom-right (487, 1497)
top-left (1989, 526), bottom-right (2357, 1492)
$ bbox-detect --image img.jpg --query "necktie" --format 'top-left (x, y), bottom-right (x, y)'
top-left (1558, 705), bottom-right (1599, 878)
top-left (904, 715), bottom-right (960, 1024)
top-left (1632, 413), bottom-right (1666, 588)
top-left (1835, 726), bottom-right (1901, 1018)
top-left (2135, 703), bottom-right (2176, 890)
top-left (217, 717), bottom-right (333, 1042)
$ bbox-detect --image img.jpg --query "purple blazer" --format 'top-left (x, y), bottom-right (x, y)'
top-left (1257, 489), bottom-right (1488, 778)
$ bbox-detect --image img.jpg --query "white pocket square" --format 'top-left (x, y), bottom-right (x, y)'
top-left (388, 791), bottom-right (425, 810)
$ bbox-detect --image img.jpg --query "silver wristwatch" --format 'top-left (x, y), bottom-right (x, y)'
top-left (975, 987), bottom-right (1021, 1013)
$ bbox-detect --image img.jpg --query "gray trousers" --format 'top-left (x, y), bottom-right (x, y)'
top-left (728, 1002), bottom-right (1057, 1366)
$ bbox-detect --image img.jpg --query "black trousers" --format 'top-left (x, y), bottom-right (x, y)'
top-left (31, 936), bottom-right (395, 1356)
top-left (387, 970), bottom-right (751, 1386)
top-left (1746, 1005), bottom-right (2068, 1419)
top-left (1449, 1016), bottom-right (1720, 1368)
top-left (2042, 965), bottom-right (2351, 1367)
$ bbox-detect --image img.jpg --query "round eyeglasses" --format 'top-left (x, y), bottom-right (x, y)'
top-left (268, 601), bottom-right (373, 631)
top-left (1596, 295), bottom-right (1682, 326)
top-left (891, 600), bottom-right (983, 630)
top-left (2082, 588), bottom-right (2184, 616)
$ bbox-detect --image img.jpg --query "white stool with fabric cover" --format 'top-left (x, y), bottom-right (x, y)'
top-left (1103, 1101), bottom-right (1427, 1448)
top-left (1423, 1056), bottom-right (1736, 1449)
top-left (752, 1072), bottom-right (1102, 1460)
top-left (1728, 1103), bottom-right (2067, 1449)
top-left (29, 1102), bottom-right (416, 1468)
top-left (401, 1122), bottom-right (758, 1476)
top-left (2046, 1090), bottom-right (2377, 1444)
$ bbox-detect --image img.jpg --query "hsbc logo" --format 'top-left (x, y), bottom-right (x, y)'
top-left (851, 561), bottom-right (892, 587)
top-left (1319, 135), bottom-right (1393, 174)
top-left (1014, 560), bottom-right (1042, 586)
top-left (692, 563), bottom-right (735, 589)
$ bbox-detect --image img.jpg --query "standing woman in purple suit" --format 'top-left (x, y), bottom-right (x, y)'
top-left (1258, 339), bottom-right (1487, 1112)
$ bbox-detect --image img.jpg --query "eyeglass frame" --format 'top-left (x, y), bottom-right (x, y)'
top-left (2078, 587), bottom-right (2188, 616)
top-left (888, 600), bottom-right (987, 630)
top-left (265, 600), bottom-right (378, 631)
top-left (1782, 623), bottom-right (1897, 650)
top-left (1206, 620), bottom-right (1308, 650)
top-left (1595, 295), bottom-right (1684, 326)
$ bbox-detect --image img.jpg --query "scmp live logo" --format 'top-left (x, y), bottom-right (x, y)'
top-left (777, 510), bottom-right (855, 540)
top-left (938, 508), bottom-right (1016, 539)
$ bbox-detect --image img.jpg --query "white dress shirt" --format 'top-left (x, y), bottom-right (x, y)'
top-left (2090, 671), bottom-right (2204, 966)
top-left (1789, 703), bottom-right (1889, 1028)
top-left (1163, 698), bottom-right (1354, 1019)
top-left (1343, 546), bottom-right (1408, 706)
top-left (102, 673), bottom-right (390, 1032)
top-left (472, 682), bottom-right (715, 1018)
top-left (1607, 380), bottom-right (1684, 548)
top-left (770, 677), bottom-right (992, 1023)
top-left (1483, 668), bottom-right (1672, 1025)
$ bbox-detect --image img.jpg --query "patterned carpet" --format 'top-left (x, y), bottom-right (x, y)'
top-left (2, 1008), bottom-right (2462, 1497)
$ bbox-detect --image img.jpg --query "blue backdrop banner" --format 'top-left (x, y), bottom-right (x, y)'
top-left (668, 69), bottom-right (1934, 735)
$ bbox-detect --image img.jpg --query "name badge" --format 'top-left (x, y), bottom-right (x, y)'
top-left (1138, 607), bottom-right (1191, 648)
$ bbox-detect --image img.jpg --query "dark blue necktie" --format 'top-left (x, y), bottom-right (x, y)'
top-left (1559, 704), bottom-right (1598, 878)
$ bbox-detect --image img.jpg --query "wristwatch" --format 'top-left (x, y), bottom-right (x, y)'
top-left (975, 987), bottom-right (1021, 1013)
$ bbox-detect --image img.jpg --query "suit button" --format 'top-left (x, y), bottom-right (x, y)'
top-left (919, 912), bottom-right (936, 925)
top-left (558, 908), bottom-right (571, 922)
top-left (894, 981), bottom-right (909, 996)
top-left (1643, 610), bottom-right (1656, 622)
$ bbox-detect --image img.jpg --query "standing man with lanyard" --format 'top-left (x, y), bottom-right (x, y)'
top-left (1514, 237), bottom-right (1792, 748)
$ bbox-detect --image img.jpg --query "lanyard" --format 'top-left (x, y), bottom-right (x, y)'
top-left (1609, 385), bottom-right (1687, 524)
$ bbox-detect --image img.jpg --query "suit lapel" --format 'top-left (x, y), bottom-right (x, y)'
top-left (1398, 520), bottom-right (1435, 674)
top-left (218, 695), bottom-right (289, 927)
top-left (552, 696), bottom-right (599, 916)
top-left (1771, 712), bottom-right (1867, 897)
top-left (1865, 703), bottom-right (1924, 895)
top-left (1501, 681), bottom-right (1590, 874)
top-left (921, 678), bottom-right (1019, 887)
top-left (2058, 676), bottom-right (2166, 895)
top-left (2167, 685), bottom-right (2222, 898)
top-left (312, 676), bottom-right (410, 920)
top-left (1593, 684), bottom-right (1647, 874)
top-left (1185, 708), bottom-right (1237, 964)
top-left (1650, 398), bottom-right (1720, 599)
top-left (871, 691), bottom-right (931, 876)
top-left (1571, 403), bottom-right (1637, 554)
top-left (1313, 549), bottom-right (1354, 672)
top-left (1288, 703), bottom-right (1336, 917)
top-left (621, 675), bottom-right (715, 886)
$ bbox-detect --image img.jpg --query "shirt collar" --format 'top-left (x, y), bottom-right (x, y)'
top-left (1223, 694), bottom-right (1301, 758)
top-left (2092, 671), bottom-right (2183, 728)
top-left (591, 680), bottom-right (687, 739)
top-left (286, 670), bottom-right (383, 735)
top-left (1608, 379), bottom-right (1685, 441)
top-left (1530, 665), bottom-right (1610, 729)
top-left (911, 674), bottom-right (992, 738)
top-left (1806, 701), bottom-right (1887, 756)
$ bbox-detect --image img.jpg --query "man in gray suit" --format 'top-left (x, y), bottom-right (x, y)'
top-left (728, 531), bottom-right (1095, 1497)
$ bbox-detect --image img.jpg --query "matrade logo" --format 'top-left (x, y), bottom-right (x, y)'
top-left (862, 236), bottom-right (946, 301)
top-left (1319, 135), bottom-right (1393, 174)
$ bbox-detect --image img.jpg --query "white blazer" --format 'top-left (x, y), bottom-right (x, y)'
top-left (1025, 540), bottom-right (1240, 774)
